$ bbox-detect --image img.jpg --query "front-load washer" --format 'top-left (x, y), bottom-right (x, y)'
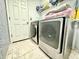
top-left (39, 17), bottom-right (70, 59)
top-left (30, 21), bottom-right (39, 44)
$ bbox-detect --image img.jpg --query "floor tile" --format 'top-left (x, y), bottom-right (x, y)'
top-left (6, 39), bottom-right (49, 59)
top-left (24, 48), bottom-right (49, 59)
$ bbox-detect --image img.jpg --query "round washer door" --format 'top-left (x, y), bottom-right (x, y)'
top-left (30, 23), bottom-right (36, 38)
top-left (39, 21), bottom-right (61, 49)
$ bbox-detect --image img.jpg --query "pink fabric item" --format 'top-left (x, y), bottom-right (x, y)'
top-left (43, 8), bottom-right (73, 20)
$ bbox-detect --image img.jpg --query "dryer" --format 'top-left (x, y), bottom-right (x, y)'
top-left (39, 17), bottom-right (65, 59)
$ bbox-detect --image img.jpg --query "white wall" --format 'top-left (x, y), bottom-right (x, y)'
top-left (0, 0), bottom-right (10, 59)
top-left (28, 0), bottom-right (42, 21)
top-left (0, 0), bottom-right (10, 45)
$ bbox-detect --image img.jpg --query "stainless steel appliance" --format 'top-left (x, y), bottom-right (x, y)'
top-left (72, 21), bottom-right (79, 50)
top-left (30, 21), bottom-right (39, 44)
top-left (63, 19), bottom-right (74, 59)
top-left (39, 17), bottom-right (66, 59)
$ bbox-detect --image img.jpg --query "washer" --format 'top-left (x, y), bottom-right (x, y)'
top-left (39, 17), bottom-right (68, 59)
top-left (30, 21), bottom-right (39, 44)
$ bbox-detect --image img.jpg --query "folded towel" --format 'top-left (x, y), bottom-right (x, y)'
top-left (46, 3), bottom-right (71, 15)
top-left (43, 8), bottom-right (73, 20)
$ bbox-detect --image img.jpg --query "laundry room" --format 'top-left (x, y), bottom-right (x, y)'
top-left (0, 0), bottom-right (79, 59)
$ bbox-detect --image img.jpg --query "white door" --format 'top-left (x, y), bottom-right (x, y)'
top-left (6, 0), bottom-right (29, 42)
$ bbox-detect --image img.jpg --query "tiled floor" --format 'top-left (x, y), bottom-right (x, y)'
top-left (6, 39), bottom-right (50, 59)
top-left (6, 39), bottom-right (79, 59)
top-left (69, 50), bottom-right (79, 59)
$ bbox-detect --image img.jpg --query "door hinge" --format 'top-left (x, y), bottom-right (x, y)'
top-left (9, 17), bottom-right (11, 20)
top-left (11, 34), bottom-right (13, 37)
